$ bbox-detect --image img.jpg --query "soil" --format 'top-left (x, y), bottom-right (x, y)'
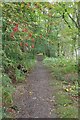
top-left (13, 60), bottom-right (57, 118)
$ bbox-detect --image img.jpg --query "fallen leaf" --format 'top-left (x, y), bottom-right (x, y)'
top-left (20, 92), bottom-right (24, 95)
top-left (29, 91), bottom-right (33, 96)
top-left (65, 88), bottom-right (69, 92)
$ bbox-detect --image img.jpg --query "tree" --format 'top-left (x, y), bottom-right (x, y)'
top-left (77, 2), bottom-right (80, 84)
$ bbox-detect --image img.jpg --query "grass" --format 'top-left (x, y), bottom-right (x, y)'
top-left (57, 105), bottom-right (78, 118)
top-left (51, 78), bottom-right (78, 118)
top-left (43, 57), bottom-right (78, 118)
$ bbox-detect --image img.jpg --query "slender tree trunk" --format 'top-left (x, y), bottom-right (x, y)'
top-left (75, 48), bottom-right (78, 62)
top-left (57, 42), bottom-right (60, 57)
top-left (77, 2), bottom-right (80, 81)
top-left (77, 2), bottom-right (80, 108)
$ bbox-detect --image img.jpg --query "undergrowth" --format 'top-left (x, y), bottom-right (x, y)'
top-left (43, 57), bottom-right (78, 118)
top-left (2, 48), bottom-right (36, 118)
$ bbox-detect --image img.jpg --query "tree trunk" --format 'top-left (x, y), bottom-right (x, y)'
top-left (77, 2), bottom-right (80, 76)
top-left (57, 42), bottom-right (60, 57)
top-left (77, 2), bottom-right (80, 101)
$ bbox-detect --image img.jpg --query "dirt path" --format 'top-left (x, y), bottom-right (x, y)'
top-left (13, 61), bottom-right (57, 118)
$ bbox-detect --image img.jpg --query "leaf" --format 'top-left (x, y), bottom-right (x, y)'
top-left (65, 88), bottom-right (69, 92)
top-left (21, 4), bottom-right (24, 8)
top-left (29, 91), bottom-right (33, 96)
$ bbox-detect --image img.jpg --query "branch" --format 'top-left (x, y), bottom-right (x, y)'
top-left (62, 13), bottom-right (71, 28)
top-left (66, 10), bottom-right (78, 28)
top-left (64, 8), bottom-right (78, 28)
top-left (59, 3), bottom-right (78, 28)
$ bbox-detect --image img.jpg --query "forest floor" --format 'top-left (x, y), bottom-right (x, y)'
top-left (13, 61), bottom-right (57, 118)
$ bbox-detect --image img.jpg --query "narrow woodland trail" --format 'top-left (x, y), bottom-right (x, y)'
top-left (14, 61), bottom-right (57, 118)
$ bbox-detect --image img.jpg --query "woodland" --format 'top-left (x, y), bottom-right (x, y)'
top-left (1, 2), bottom-right (80, 118)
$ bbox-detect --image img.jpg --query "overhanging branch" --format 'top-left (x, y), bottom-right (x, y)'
top-left (62, 12), bottom-right (71, 28)
top-left (59, 3), bottom-right (78, 29)
top-left (65, 9), bottom-right (78, 28)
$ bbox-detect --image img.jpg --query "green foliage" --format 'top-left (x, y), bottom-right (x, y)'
top-left (56, 89), bottom-right (78, 118)
top-left (43, 57), bottom-right (78, 118)
top-left (2, 74), bottom-right (15, 117)
top-left (49, 68), bottom-right (78, 118)
top-left (2, 74), bottom-right (15, 103)
top-left (56, 94), bottom-right (72, 106)
top-left (57, 104), bottom-right (78, 118)
top-left (1, 2), bottom-right (79, 118)
top-left (15, 68), bottom-right (25, 82)
top-left (2, 2), bottom-right (78, 58)
top-left (43, 57), bottom-right (77, 82)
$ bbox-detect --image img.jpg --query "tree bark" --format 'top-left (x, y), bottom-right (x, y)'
top-left (77, 2), bottom-right (80, 105)
top-left (77, 2), bottom-right (80, 79)
top-left (57, 42), bottom-right (60, 57)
